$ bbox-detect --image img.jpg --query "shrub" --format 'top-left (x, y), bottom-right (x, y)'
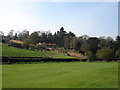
top-left (58, 48), bottom-right (67, 53)
top-left (37, 44), bottom-right (46, 51)
top-left (96, 48), bottom-right (114, 61)
top-left (115, 50), bottom-right (120, 59)
top-left (22, 38), bottom-right (31, 49)
top-left (86, 51), bottom-right (94, 62)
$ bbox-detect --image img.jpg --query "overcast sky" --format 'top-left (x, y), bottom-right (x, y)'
top-left (0, 1), bottom-right (118, 38)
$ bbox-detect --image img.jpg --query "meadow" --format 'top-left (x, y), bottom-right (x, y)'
top-left (2, 62), bottom-right (118, 88)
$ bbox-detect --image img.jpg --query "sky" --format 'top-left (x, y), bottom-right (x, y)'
top-left (0, 1), bottom-right (118, 39)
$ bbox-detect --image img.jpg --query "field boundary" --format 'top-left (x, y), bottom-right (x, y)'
top-left (1, 57), bottom-right (81, 64)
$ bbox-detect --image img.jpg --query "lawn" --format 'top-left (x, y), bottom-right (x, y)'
top-left (2, 62), bottom-right (118, 88)
top-left (2, 44), bottom-right (47, 57)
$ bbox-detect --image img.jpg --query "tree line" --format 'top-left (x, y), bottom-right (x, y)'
top-left (0, 27), bottom-right (120, 61)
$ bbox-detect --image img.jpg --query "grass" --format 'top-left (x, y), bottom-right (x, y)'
top-left (2, 44), bottom-right (75, 58)
top-left (2, 62), bottom-right (118, 88)
top-left (2, 44), bottom-right (47, 57)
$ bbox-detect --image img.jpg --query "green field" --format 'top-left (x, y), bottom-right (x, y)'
top-left (2, 62), bottom-right (118, 88)
top-left (2, 44), bottom-right (75, 58)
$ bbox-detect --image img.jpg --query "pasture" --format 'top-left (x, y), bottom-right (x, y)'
top-left (2, 62), bottom-right (118, 88)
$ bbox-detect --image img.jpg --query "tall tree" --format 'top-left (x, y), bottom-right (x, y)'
top-left (56, 27), bottom-right (67, 47)
top-left (88, 37), bottom-right (99, 54)
top-left (47, 33), bottom-right (53, 43)
top-left (29, 32), bottom-right (39, 45)
top-left (40, 33), bottom-right (47, 43)
top-left (116, 35), bottom-right (120, 50)
top-left (18, 30), bottom-right (29, 41)
top-left (0, 31), bottom-right (4, 42)
top-left (7, 30), bottom-right (14, 40)
top-left (64, 36), bottom-right (70, 49)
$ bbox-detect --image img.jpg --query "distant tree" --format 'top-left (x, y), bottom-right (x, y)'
top-left (0, 31), bottom-right (4, 37)
top-left (29, 32), bottom-right (40, 45)
top-left (64, 36), bottom-right (70, 49)
top-left (40, 32), bottom-right (47, 43)
top-left (14, 33), bottom-right (18, 40)
top-left (115, 50), bottom-right (120, 59)
top-left (47, 33), bottom-right (53, 43)
top-left (88, 37), bottom-right (99, 54)
top-left (72, 36), bottom-right (78, 50)
top-left (37, 44), bottom-right (46, 51)
top-left (67, 31), bottom-right (75, 37)
top-left (99, 36), bottom-right (114, 49)
top-left (80, 40), bottom-right (90, 54)
top-left (99, 36), bottom-right (106, 39)
top-left (58, 47), bottom-right (67, 53)
top-left (81, 34), bottom-right (89, 40)
top-left (0, 31), bottom-right (4, 42)
top-left (86, 51), bottom-right (94, 62)
top-left (77, 37), bottom-right (84, 52)
top-left (57, 27), bottom-right (67, 47)
top-left (22, 38), bottom-right (31, 49)
top-left (18, 30), bottom-right (29, 41)
top-left (7, 30), bottom-right (14, 39)
top-left (96, 48), bottom-right (114, 61)
top-left (53, 32), bottom-right (58, 46)
top-left (116, 35), bottom-right (120, 50)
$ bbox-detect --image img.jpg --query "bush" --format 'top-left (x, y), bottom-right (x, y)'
top-left (58, 48), bottom-right (67, 53)
top-left (37, 44), bottom-right (46, 51)
top-left (115, 50), bottom-right (120, 59)
top-left (96, 48), bottom-right (114, 61)
top-left (29, 44), bottom-right (38, 50)
top-left (86, 51), bottom-right (94, 62)
top-left (22, 38), bottom-right (31, 49)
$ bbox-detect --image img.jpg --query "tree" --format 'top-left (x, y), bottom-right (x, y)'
top-left (57, 27), bottom-right (67, 47)
top-left (115, 50), bottom-right (120, 59)
top-left (64, 36), bottom-right (70, 49)
top-left (72, 36), bottom-right (78, 50)
top-left (96, 48), bottom-right (114, 61)
top-left (86, 51), bottom-right (94, 62)
top-left (81, 34), bottom-right (89, 40)
top-left (22, 38), bottom-right (31, 49)
top-left (80, 40), bottom-right (90, 54)
top-left (116, 36), bottom-right (120, 50)
top-left (7, 30), bottom-right (14, 40)
top-left (18, 30), bottom-right (29, 41)
top-left (14, 33), bottom-right (18, 40)
top-left (99, 36), bottom-right (114, 50)
top-left (40, 32), bottom-right (47, 43)
top-left (47, 33), bottom-right (53, 43)
top-left (0, 31), bottom-right (4, 37)
top-left (88, 37), bottom-right (99, 54)
top-left (68, 31), bottom-right (75, 37)
top-left (29, 32), bottom-right (40, 45)
top-left (37, 44), bottom-right (46, 51)
top-left (0, 31), bottom-right (4, 42)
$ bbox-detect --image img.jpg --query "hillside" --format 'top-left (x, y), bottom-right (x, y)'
top-left (2, 44), bottom-right (47, 57)
top-left (2, 44), bottom-right (75, 59)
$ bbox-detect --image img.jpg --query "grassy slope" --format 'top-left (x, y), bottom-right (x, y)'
top-left (2, 44), bottom-right (47, 57)
top-left (2, 44), bottom-right (75, 58)
top-left (2, 62), bottom-right (118, 88)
